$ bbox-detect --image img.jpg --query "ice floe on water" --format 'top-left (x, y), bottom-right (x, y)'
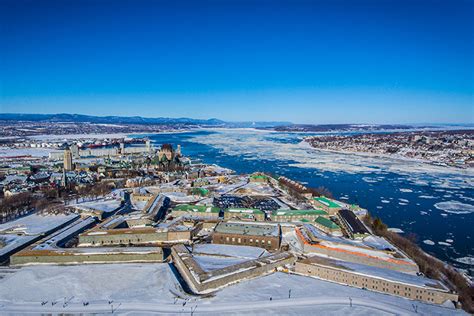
top-left (438, 241), bottom-right (452, 247)
top-left (388, 228), bottom-right (404, 233)
top-left (446, 239), bottom-right (454, 243)
top-left (189, 129), bottom-right (474, 190)
top-left (376, 206), bottom-right (383, 209)
top-left (419, 195), bottom-right (437, 199)
top-left (454, 256), bottom-right (474, 266)
top-left (458, 195), bottom-right (474, 202)
top-left (434, 200), bottom-right (474, 215)
top-left (399, 188), bottom-right (413, 193)
top-left (381, 199), bottom-right (390, 204)
top-left (398, 198), bottom-right (409, 203)
top-left (420, 211), bottom-right (428, 215)
top-left (423, 240), bottom-right (435, 245)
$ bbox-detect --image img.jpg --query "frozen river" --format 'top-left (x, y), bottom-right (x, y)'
top-left (135, 129), bottom-right (473, 270)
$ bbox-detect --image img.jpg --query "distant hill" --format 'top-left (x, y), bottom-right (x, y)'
top-left (0, 113), bottom-right (291, 127)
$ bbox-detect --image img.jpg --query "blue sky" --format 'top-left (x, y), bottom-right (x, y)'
top-left (1, 0), bottom-right (473, 124)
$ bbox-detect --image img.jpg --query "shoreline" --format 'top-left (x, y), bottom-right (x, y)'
top-left (300, 140), bottom-right (474, 175)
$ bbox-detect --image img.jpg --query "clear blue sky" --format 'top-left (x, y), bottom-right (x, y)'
top-left (1, 0), bottom-right (473, 124)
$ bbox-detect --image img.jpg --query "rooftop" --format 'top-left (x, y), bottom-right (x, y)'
top-left (314, 197), bottom-right (341, 208)
top-left (314, 216), bottom-right (340, 229)
top-left (214, 222), bottom-right (280, 237)
top-left (301, 255), bottom-right (447, 291)
top-left (227, 208), bottom-right (264, 215)
top-left (338, 209), bottom-right (370, 235)
top-left (174, 204), bottom-right (220, 213)
top-left (272, 209), bottom-right (328, 217)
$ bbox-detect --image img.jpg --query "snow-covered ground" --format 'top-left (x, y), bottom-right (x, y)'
top-left (0, 213), bottom-right (78, 235)
top-left (0, 213), bottom-right (79, 259)
top-left (131, 200), bottom-right (148, 211)
top-left (72, 198), bottom-right (122, 213)
top-left (162, 191), bottom-right (200, 203)
top-left (191, 244), bottom-right (268, 259)
top-left (236, 182), bottom-right (277, 196)
top-left (193, 255), bottom-right (248, 272)
top-left (0, 263), bottom-right (464, 315)
top-left (0, 147), bottom-right (60, 157)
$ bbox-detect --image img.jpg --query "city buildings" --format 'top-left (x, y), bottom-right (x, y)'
top-left (63, 148), bottom-right (73, 171)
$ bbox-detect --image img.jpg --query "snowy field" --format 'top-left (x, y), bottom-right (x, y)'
top-left (0, 263), bottom-right (464, 315)
top-left (72, 198), bottom-right (122, 213)
top-left (191, 244), bottom-right (268, 259)
top-left (0, 147), bottom-right (60, 157)
top-left (0, 213), bottom-right (78, 235)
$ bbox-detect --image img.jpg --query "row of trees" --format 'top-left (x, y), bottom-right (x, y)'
top-left (0, 192), bottom-right (40, 223)
top-left (65, 182), bottom-right (115, 204)
top-left (364, 213), bottom-right (474, 313)
top-left (0, 180), bottom-right (117, 222)
top-left (308, 186), bottom-right (334, 199)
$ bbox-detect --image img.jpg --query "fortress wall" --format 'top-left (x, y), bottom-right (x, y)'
top-left (302, 243), bottom-right (418, 273)
top-left (171, 245), bottom-right (296, 294)
top-left (295, 261), bottom-right (458, 305)
top-left (78, 231), bottom-right (168, 246)
top-left (11, 249), bottom-right (164, 266)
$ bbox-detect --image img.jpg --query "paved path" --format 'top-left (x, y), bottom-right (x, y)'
top-left (0, 296), bottom-right (430, 315)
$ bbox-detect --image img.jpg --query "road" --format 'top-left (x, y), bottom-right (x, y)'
top-left (0, 296), bottom-right (440, 315)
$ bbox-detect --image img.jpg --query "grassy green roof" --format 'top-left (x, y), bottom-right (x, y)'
top-left (174, 204), bottom-right (220, 213)
top-left (314, 196), bottom-right (341, 208)
top-left (300, 218), bottom-right (310, 222)
top-left (191, 187), bottom-right (209, 196)
top-left (272, 209), bottom-right (328, 216)
top-left (250, 174), bottom-right (268, 180)
top-left (314, 216), bottom-right (340, 229)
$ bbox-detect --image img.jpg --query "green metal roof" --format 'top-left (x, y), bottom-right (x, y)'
top-left (173, 204), bottom-right (220, 213)
top-left (250, 174), bottom-right (268, 180)
top-left (272, 209), bottom-right (328, 216)
top-left (314, 216), bottom-right (340, 229)
top-left (191, 187), bottom-right (209, 195)
top-left (314, 196), bottom-right (341, 208)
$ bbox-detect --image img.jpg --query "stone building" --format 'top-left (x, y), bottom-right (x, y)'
top-left (79, 227), bottom-right (167, 246)
top-left (311, 196), bottom-right (342, 215)
top-left (171, 244), bottom-right (295, 294)
top-left (295, 256), bottom-right (458, 306)
top-left (295, 225), bottom-right (419, 273)
top-left (212, 221), bottom-right (281, 250)
top-left (337, 209), bottom-right (370, 239)
top-left (224, 208), bottom-right (265, 221)
top-left (153, 144), bottom-right (183, 171)
top-left (270, 209), bottom-right (328, 222)
top-left (313, 216), bottom-right (342, 236)
top-left (171, 204), bottom-right (221, 220)
top-left (63, 148), bottom-right (73, 171)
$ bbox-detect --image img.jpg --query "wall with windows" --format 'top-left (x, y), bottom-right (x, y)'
top-left (295, 261), bottom-right (458, 305)
top-left (212, 232), bottom-right (280, 250)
